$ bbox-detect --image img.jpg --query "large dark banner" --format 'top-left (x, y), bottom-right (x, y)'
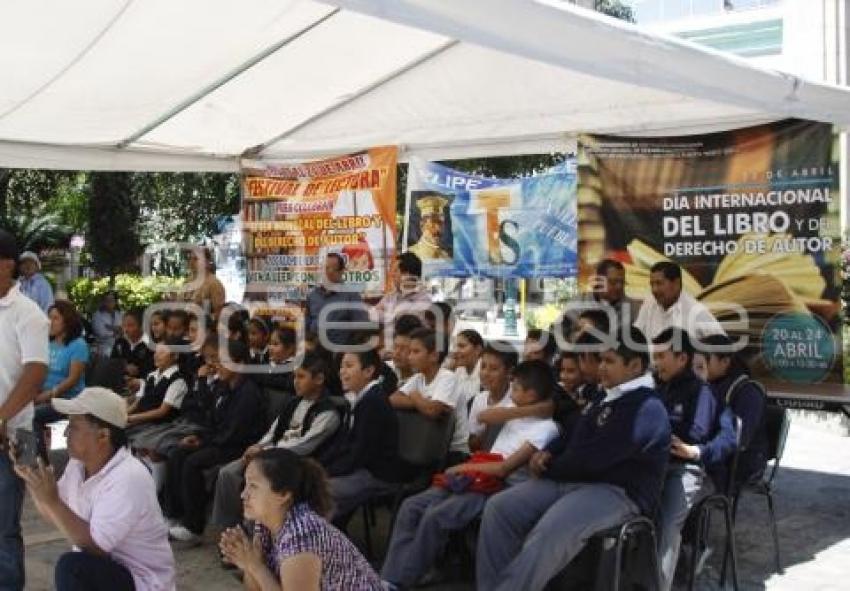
top-left (579, 119), bottom-right (843, 387)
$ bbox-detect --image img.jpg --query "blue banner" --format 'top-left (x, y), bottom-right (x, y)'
top-left (404, 159), bottom-right (578, 278)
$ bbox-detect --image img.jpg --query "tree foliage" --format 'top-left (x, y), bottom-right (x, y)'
top-left (595, 0), bottom-right (635, 22)
top-left (88, 172), bottom-right (141, 277)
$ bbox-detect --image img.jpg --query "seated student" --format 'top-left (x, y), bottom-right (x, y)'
top-left (224, 308), bottom-right (250, 344)
top-left (166, 340), bottom-right (266, 544)
top-left (467, 342), bottom-right (518, 452)
top-left (423, 301), bottom-right (454, 336)
top-left (148, 309), bottom-right (166, 344)
top-left (317, 349), bottom-right (403, 522)
top-left (304, 332), bottom-right (344, 397)
top-left (386, 314), bottom-right (423, 388)
top-left (389, 327), bottom-right (469, 465)
top-left (477, 330), bottom-right (605, 437)
top-left (254, 326), bottom-right (298, 393)
top-left (382, 359), bottom-right (559, 589)
top-left (164, 309), bottom-right (190, 342)
top-left (447, 329), bottom-right (484, 408)
top-left (219, 449), bottom-right (383, 590)
top-left (126, 341), bottom-right (189, 446)
top-left (211, 352), bottom-right (342, 530)
top-left (182, 313), bottom-right (208, 383)
top-left (247, 317), bottom-right (271, 364)
top-left (111, 308), bottom-right (153, 379)
top-left (556, 351), bottom-right (586, 406)
top-left (652, 327), bottom-right (719, 591)
top-left (701, 334), bottom-right (768, 486)
top-left (523, 328), bottom-right (557, 363)
top-left (476, 326), bottom-right (670, 591)
top-left (576, 308), bottom-right (612, 338)
top-left (132, 334), bottom-right (221, 492)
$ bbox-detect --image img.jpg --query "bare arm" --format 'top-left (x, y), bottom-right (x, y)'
top-left (478, 400), bottom-right (554, 426)
top-left (279, 554), bottom-right (322, 591)
top-left (410, 392), bottom-right (451, 419)
top-left (43, 361), bottom-right (86, 399)
top-left (389, 391), bottom-right (416, 410)
top-left (127, 403), bottom-right (177, 425)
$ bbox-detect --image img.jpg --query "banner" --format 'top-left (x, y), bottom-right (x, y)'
top-left (404, 159), bottom-right (578, 278)
top-left (241, 146), bottom-right (397, 308)
top-left (579, 119), bottom-right (843, 386)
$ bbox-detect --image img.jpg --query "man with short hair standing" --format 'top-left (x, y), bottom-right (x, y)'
top-left (305, 252), bottom-right (368, 349)
top-left (0, 229), bottom-right (49, 591)
top-left (13, 387), bottom-right (176, 591)
top-left (18, 251), bottom-right (54, 314)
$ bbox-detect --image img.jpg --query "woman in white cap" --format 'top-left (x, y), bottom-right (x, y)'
top-left (18, 251), bottom-right (54, 314)
top-left (12, 386), bottom-right (176, 591)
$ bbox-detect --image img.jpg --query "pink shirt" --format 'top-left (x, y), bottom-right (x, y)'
top-left (58, 447), bottom-right (176, 591)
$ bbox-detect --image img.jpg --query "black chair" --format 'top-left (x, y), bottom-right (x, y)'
top-left (546, 515), bottom-right (662, 591)
top-left (686, 417), bottom-right (742, 591)
top-left (731, 404), bottom-right (790, 575)
top-left (263, 387), bottom-right (294, 430)
top-left (359, 409), bottom-right (454, 559)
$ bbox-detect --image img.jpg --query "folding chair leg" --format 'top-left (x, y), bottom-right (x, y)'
top-left (361, 504), bottom-right (374, 560)
top-left (766, 490), bottom-right (783, 574)
top-left (687, 510), bottom-right (709, 591)
top-left (721, 504), bottom-right (740, 591)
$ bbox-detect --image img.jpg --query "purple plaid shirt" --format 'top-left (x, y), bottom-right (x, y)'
top-left (256, 503), bottom-right (383, 590)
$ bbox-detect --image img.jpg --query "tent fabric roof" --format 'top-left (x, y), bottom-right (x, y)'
top-left (2, 0), bottom-right (849, 172)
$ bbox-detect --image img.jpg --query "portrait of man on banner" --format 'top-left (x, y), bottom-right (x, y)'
top-left (407, 190), bottom-right (454, 261)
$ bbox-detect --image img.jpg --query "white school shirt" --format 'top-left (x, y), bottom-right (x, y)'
top-left (467, 388), bottom-right (513, 437)
top-left (0, 283), bottom-right (49, 436)
top-left (454, 360), bottom-right (481, 408)
top-left (635, 291), bottom-right (725, 341)
top-left (489, 401), bottom-right (560, 484)
top-left (401, 368), bottom-right (469, 453)
top-left (137, 366), bottom-right (188, 408)
top-left (58, 447), bottom-right (176, 591)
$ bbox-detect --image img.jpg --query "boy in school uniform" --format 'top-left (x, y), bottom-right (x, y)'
top-left (476, 326), bottom-right (671, 591)
top-left (386, 314), bottom-right (423, 387)
top-left (390, 327), bottom-right (469, 464)
top-left (467, 342), bottom-right (518, 452)
top-left (247, 317), bottom-right (271, 365)
top-left (253, 326), bottom-right (297, 393)
top-left (382, 359), bottom-right (559, 589)
top-left (210, 352), bottom-right (342, 529)
top-left (652, 327), bottom-right (719, 591)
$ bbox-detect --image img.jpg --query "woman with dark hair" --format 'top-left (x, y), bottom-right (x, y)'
top-left (180, 246), bottom-right (226, 322)
top-left (92, 290), bottom-right (123, 357)
top-left (220, 448), bottom-right (382, 590)
top-left (33, 300), bottom-right (90, 458)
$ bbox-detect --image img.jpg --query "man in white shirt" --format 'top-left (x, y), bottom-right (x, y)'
top-left (0, 229), bottom-right (49, 591)
top-left (389, 328), bottom-right (469, 464)
top-left (13, 387), bottom-right (175, 591)
top-left (635, 261), bottom-right (724, 343)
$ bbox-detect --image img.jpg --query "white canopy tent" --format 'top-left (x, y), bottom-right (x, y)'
top-left (1, 0), bottom-right (850, 172)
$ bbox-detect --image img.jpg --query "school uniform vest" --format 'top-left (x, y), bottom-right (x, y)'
top-left (137, 369), bottom-right (185, 415)
top-left (271, 395), bottom-right (339, 456)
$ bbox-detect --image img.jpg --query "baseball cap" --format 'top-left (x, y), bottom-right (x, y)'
top-left (0, 229), bottom-right (18, 261)
top-left (19, 251), bottom-right (41, 269)
top-left (52, 387), bottom-right (128, 429)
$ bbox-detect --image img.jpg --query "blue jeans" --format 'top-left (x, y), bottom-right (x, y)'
top-left (55, 551), bottom-right (135, 591)
top-left (0, 452), bottom-right (25, 591)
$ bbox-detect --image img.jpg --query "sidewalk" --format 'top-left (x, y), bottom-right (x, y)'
top-left (23, 411), bottom-right (850, 590)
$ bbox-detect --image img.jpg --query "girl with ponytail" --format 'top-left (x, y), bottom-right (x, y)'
top-left (219, 448), bottom-right (382, 590)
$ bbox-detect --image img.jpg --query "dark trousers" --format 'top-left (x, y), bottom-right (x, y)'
top-left (164, 445), bottom-right (238, 534)
top-left (0, 453), bottom-right (25, 591)
top-left (54, 551), bottom-right (135, 591)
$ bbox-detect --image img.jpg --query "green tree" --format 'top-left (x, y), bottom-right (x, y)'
top-left (0, 207), bottom-right (72, 252)
top-left (0, 168), bottom-right (78, 221)
top-left (88, 172), bottom-right (141, 278)
top-left (595, 0), bottom-right (635, 22)
top-left (133, 172), bottom-right (240, 245)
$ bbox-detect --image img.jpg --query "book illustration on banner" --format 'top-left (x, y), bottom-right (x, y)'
top-left (407, 191), bottom-right (454, 261)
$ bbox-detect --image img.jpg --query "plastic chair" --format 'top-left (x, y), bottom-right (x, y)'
top-left (687, 417), bottom-right (742, 591)
top-left (731, 404), bottom-right (790, 574)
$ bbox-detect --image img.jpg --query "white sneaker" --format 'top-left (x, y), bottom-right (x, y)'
top-left (169, 525), bottom-right (201, 545)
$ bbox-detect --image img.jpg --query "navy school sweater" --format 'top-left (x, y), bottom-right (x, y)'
top-left (317, 383), bottom-right (407, 482)
top-left (545, 385), bottom-right (671, 516)
top-left (656, 368), bottom-right (717, 447)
